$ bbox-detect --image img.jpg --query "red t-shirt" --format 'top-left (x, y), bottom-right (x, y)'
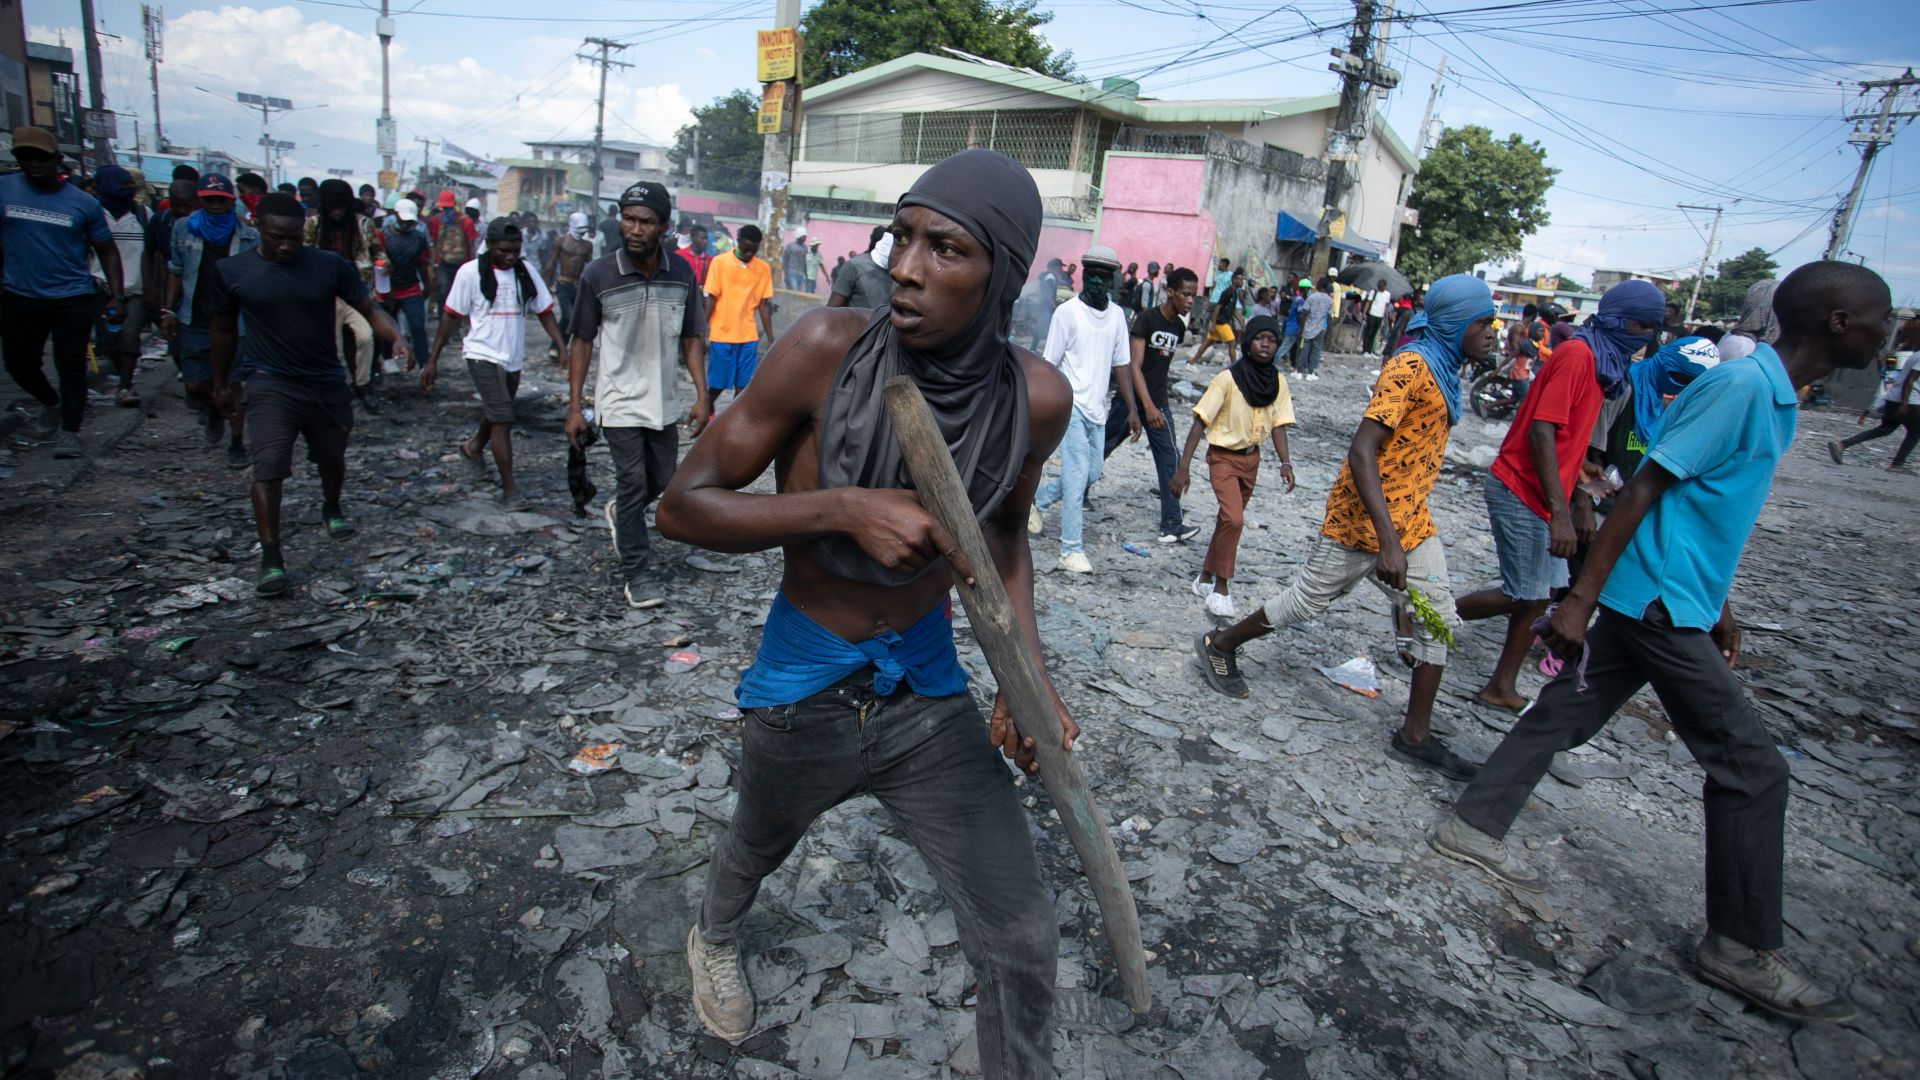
top-left (1490, 337), bottom-right (1602, 521)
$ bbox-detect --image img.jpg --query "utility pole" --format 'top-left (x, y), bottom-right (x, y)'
top-left (580, 37), bottom-right (632, 226)
top-left (238, 93), bottom-right (295, 184)
top-left (79, 0), bottom-right (114, 165)
top-left (415, 136), bottom-right (436, 187)
top-left (1385, 54), bottom-right (1442, 267)
top-left (690, 125), bottom-right (701, 190)
top-left (1678, 203), bottom-right (1722, 324)
top-left (142, 5), bottom-right (165, 152)
top-left (1311, 0), bottom-right (1399, 282)
top-left (377, 1), bottom-right (396, 196)
top-left (759, 0), bottom-right (802, 287)
top-left (1825, 68), bottom-right (1919, 261)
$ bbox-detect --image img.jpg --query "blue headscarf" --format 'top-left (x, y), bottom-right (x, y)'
top-left (1628, 335), bottom-right (1720, 447)
top-left (1575, 279), bottom-right (1664, 399)
top-left (1399, 274), bottom-right (1495, 424)
top-left (94, 165), bottom-right (138, 217)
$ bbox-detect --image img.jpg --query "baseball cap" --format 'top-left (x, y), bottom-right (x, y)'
top-left (10, 126), bottom-right (57, 156)
top-left (393, 198), bottom-right (419, 221)
top-left (196, 175), bottom-right (236, 199)
top-left (436, 190), bottom-right (456, 208)
top-left (465, 197), bottom-right (481, 210)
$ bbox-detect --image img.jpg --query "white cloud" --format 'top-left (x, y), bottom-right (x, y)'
top-left (35, 5), bottom-right (692, 180)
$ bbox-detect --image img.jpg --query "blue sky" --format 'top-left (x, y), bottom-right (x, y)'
top-left (27, 0), bottom-right (1919, 303)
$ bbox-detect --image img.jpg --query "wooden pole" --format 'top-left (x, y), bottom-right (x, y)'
top-left (881, 376), bottom-right (1151, 1015)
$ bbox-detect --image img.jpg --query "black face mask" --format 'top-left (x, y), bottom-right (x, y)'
top-left (1080, 269), bottom-right (1113, 311)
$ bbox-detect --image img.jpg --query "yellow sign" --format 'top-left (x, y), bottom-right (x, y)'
top-left (757, 28), bottom-right (800, 83)
top-left (377, 169), bottom-right (397, 192)
top-left (1327, 212), bottom-right (1346, 239)
top-left (1534, 275), bottom-right (1559, 290)
top-left (757, 82), bottom-right (789, 135)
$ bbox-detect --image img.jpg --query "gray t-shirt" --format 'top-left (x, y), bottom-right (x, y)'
top-left (572, 246), bottom-right (708, 430)
top-left (830, 251), bottom-right (894, 310)
top-left (1302, 291), bottom-right (1333, 339)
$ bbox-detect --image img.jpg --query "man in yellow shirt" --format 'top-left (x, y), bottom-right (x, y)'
top-left (703, 223), bottom-right (774, 400)
top-left (1194, 274), bottom-right (1497, 782)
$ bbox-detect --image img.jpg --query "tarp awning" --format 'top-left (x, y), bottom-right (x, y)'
top-left (1276, 211), bottom-right (1380, 257)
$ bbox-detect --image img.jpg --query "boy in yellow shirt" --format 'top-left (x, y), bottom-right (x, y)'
top-left (1170, 314), bottom-right (1295, 618)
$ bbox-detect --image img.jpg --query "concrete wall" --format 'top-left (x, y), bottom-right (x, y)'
top-left (793, 159), bottom-right (1088, 201)
top-left (1092, 153), bottom-right (1215, 277)
top-left (1200, 152), bottom-right (1326, 282)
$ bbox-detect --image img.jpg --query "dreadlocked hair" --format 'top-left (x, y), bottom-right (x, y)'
top-left (477, 251), bottom-right (536, 307)
top-left (318, 212), bottom-right (362, 263)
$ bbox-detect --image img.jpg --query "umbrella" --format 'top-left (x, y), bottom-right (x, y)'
top-left (1337, 261), bottom-right (1413, 297)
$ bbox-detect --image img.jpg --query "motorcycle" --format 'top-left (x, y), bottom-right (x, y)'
top-left (1464, 352), bottom-right (1521, 422)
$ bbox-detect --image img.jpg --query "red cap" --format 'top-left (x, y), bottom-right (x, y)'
top-left (436, 190), bottom-right (456, 208)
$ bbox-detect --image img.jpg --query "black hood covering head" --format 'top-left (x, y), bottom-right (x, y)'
top-left (811, 148), bottom-right (1042, 586)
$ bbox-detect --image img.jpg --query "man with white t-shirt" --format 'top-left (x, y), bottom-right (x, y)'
top-left (1364, 285), bottom-right (1391, 356)
top-left (1029, 244), bottom-right (1139, 574)
top-left (422, 217), bottom-right (564, 507)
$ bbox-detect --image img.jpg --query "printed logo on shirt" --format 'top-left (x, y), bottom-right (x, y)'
top-left (5, 205), bottom-right (76, 228)
top-left (1148, 330), bottom-right (1180, 353)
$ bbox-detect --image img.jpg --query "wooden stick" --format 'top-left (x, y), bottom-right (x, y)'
top-left (882, 375), bottom-right (1151, 1015)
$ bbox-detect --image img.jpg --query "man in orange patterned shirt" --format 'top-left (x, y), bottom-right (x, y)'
top-left (1195, 274), bottom-right (1497, 781)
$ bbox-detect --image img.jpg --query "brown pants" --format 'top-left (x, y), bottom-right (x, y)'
top-left (1203, 445), bottom-right (1259, 580)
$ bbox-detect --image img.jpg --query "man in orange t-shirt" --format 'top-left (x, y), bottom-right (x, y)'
top-left (702, 223), bottom-right (774, 399)
top-left (1196, 274), bottom-right (1497, 782)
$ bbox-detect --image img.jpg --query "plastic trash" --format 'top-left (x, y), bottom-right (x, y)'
top-left (665, 649), bottom-right (702, 672)
top-left (568, 742), bottom-right (622, 774)
top-left (1119, 542), bottom-right (1151, 558)
top-left (1318, 656), bottom-right (1380, 697)
top-left (157, 635), bottom-right (197, 653)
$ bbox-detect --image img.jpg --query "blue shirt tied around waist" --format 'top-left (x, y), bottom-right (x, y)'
top-left (736, 592), bottom-right (970, 708)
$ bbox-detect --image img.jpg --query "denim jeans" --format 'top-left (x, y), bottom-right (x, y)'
top-left (1035, 407), bottom-right (1104, 554)
top-left (1297, 334), bottom-right (1324, 374)
top-left (1102, 391), bottom-right (1184, 535)
top-left (1456, 603), bottom-right (1789, 949)
top-left (700, 678), bottom-right (1057, 1076)
top-left (1, 292), bottom-right (96, 432)
top-left (379, 295), bottom-right (429, 371)
top-left (603, 425), bottom-right (677, 581)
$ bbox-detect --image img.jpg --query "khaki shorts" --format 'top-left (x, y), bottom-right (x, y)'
top-left (1261, 534), bottom-right (1458, 666)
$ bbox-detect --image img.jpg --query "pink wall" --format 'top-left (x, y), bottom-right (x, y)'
top-left (678, 190), bottom-right (756, 219)
top-left (797, 217), bottom-right (886, 294)
top-left (1031, 222), bottom-right (1098, 284)
top-left (1094, 155), bottom-right (1216, 279)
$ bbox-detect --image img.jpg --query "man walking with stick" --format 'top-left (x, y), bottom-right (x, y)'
top-left (657, 149), bottom-right (1079, 1074)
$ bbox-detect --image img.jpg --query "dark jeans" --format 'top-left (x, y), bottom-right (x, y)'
top-left (1454, 603), bottom-right (1788, 949)
top-left (2, 291), bottom-right (95, 432)
top-left (603, 425), bottom-right (677, 581)
top-left (700, 678), bottom-right (1056, 1076)
top-left (555, 282), bottom-right (579, 342)
top-left (1842, 401), bottom-right (1920, 466)
top-left (379, 295), bottom-right (429, 371)
top-left (1363, 314), bottom-right (1383, 354)
top-left (1103, 390), bottom-right (1184, 534)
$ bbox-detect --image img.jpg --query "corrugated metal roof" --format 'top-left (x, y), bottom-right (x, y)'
top-left (804, 52), bottom-right (1417, 171)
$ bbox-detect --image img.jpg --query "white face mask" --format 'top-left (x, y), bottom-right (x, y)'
top-left (872, 231), bottom-right (895, 270)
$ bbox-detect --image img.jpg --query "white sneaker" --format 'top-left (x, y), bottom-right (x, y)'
top-left (604, 496), bottom-right (620, 558)
top-left (1159, 525), bottom-right (1201, 545)
top-left (686, 926), bottom-right (755, 1042)
top-left (1205, 591), bottom-right (1237, 618)
top-left (1059, 551), bottom-right (1093, 574)
top-left (1191, 574), bottom-right (1211, 598)
top-left (1028, 504), bottom-right (1044, 535)
top-left (1305, 373), bottom-right (1320, 382)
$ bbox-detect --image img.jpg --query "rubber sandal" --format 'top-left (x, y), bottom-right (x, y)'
top-left (255, 567), bottom-right (290, 597)
top-left (326, 517), bottom-right (357, 539)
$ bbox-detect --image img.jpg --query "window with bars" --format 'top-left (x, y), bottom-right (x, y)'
top-left (803, 108), bottom-right (1082, 172)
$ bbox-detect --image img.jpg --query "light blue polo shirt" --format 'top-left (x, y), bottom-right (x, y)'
top-left (1599, 344), bottom-right (1798, 630)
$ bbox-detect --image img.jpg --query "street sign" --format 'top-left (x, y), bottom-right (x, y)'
top-left (83, 110), bottom-right (115, 139)
top-left (756, 28), bottom-right (800, 83)
top-left (378, 170), bottom-right (398, 191)
top-left (376, 117), bottom-right (397, 158)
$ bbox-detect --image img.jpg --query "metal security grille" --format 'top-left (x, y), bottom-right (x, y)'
top-left (803, 109), bottom-right (1081, 172)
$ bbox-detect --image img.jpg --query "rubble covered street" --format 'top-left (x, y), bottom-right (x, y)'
top-left (2, 340), bottom-right (1916, 1080)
